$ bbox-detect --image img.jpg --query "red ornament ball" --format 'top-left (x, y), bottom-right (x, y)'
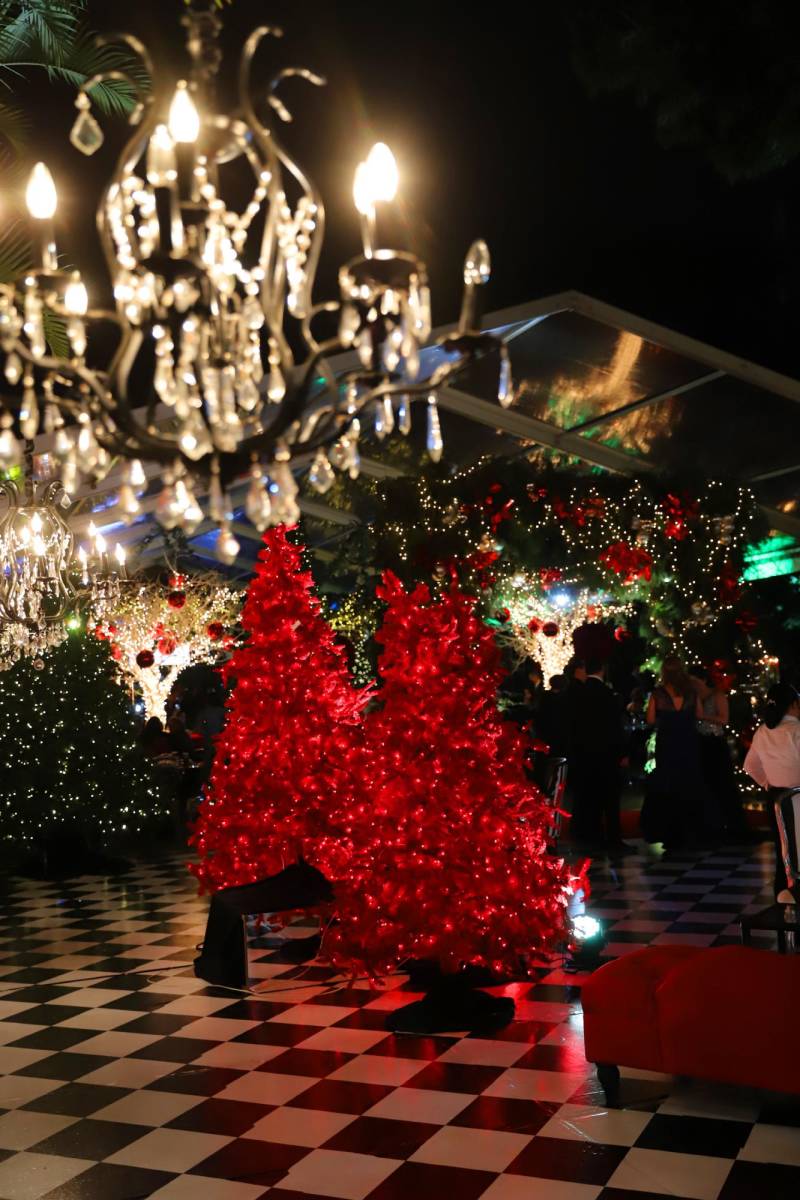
top-left (614, 626), bottom-right (632, 642)
top-left (110, 644), bottom-right (122, 661)
top-left (541, 621), bottom-right (560, 638)
top-left (207, 622), bottom-right (224, 641)
top-left (158, 635), bottom-right (178, 656)
top-left (167, 590), bottom-right (186, 609)
top-left (494, 607), bottom-right (511, 624)
top-left (94, 624), bottom-right (106, 640)
top-left (135, 649), bottom-right (155, 669)
top-left (527, 618), bottom-right (541, 634)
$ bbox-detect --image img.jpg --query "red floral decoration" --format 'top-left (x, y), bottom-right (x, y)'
top-left (135, 649), bottom-right (155, 669)
top-left (167, 590), bottom-right (186, 609)
top-left (735, 610), bottom-right (758, 634)
top-left (599, 540), bottom-right (653, 584)
top-left (718, 562), bottom-right (742, 606)
top-left (94, 624), bottom-right (107, 640)
top-left (207, 622), bottom-right (225, 641)
top-left (527, 617), bottom-right (542, 634)
top-left (662, 491), bottom-right (699, 540)
top-left (526, 484), bottom-right (548, 503)
top-left (538, 567), bottom-right (563, 590)
top-left (157, 635), bottom-right (178, 656)
top-left (551, 495), bottom-right (604, 527)
top-left (110, 644), bottom-right (122, 661)
top-left (710, 658), bottom-right (736, 692)
top-left (541, 621), bottom-right (560, 638)
top-left (494, 607), bottom-right (511, 623)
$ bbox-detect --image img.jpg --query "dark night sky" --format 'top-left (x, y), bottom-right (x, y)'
top-left (23, 0), bottom-right (800, 376)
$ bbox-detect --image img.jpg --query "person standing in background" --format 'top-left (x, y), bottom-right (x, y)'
top-left (568, 658), bottom-right (632, 854)
top-left (690, 667), bottom-right (745, 838)
top-left (644, 656), bottom-right (706, 849)
top-left (744, 682), bottom-right (800, 901)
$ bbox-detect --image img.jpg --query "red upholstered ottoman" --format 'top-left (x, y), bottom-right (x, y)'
top-left (581, 944), bottom-right (800, 1103)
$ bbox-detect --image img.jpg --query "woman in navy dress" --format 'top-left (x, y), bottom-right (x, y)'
top-left (643, 657), bottom-right (707, 849)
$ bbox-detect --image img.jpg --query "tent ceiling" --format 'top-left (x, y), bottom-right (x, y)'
top-left (37, 290), bottom-right (800, 575)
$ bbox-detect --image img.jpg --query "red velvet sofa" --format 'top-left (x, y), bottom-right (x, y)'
top-left (581, 944), bottom-right (800, 1101)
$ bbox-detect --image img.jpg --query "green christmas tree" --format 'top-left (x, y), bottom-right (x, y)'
top-left (0, 634), bottom-right (168, 863)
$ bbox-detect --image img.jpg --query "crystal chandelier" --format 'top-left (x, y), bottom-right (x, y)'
top-left (0, 1), bottom-right (512, 565)
top-left (0, 448), bottom-right (128, 668)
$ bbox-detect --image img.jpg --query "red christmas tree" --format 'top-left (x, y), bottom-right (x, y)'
top-left (189, 527), bottom-right (371, 891)
top-left (326, 572), bottom-right (579, 977)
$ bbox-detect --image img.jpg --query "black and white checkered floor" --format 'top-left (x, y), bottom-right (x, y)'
top-left (0, 840), bottom-right (798, 1200)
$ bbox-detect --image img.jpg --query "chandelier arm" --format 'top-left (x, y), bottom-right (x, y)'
top-left (238, 27), bottom-right (295, 375)
top-left (238, 24), bottom-right (326, 333)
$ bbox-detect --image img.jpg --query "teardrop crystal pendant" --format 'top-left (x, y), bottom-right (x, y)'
top-left (308, 450), bottom-right (335, 494)
top-left (498, 349), bottom-right (513, 407)
top-left (397, 394), bottom-right (412, 435)
top-left (70, 93), bottom-right (104, 156)
top-left (245, 466), bottom-right (273, 530)
top-left (4, 351), bottom-right (22, 385)
top-left (216, 521), bottom-right (241, 565)
top-left (208, 467), bottom-right (226, 523)
top-left (19, 385), bottom-right (39, 440)
top-left (426, 394), bottom-right (443, 462)
top-left (178, 408), bottom-right (213, 460)
top-left (117, 483), bottom-right (141, 523)
top-left (0, 412), bottom-right (21, 471)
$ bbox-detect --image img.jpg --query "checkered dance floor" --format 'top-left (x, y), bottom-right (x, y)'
top-left (0, 841), bottom-right (798, 1200)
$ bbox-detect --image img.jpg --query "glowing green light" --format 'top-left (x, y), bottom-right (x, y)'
top-left (743, 535), bottom-right (800, 582)
top-left (66, 616), bottom-right (82, 631)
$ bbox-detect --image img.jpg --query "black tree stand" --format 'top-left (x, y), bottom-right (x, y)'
top-left (387, 961), bottom-right (516, 1035)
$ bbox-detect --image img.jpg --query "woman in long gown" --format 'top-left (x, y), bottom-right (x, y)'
top-left (643, 657), bottom-right (707, 849)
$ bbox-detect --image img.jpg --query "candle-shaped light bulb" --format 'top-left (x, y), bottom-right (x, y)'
top-left (26, 162), bottom-right (57, 219)
top-left (364, 142), bottom-right (398, 203)
top-left (353, 162), bottom-right (372, 217)
top-left (30, 511), bottom-right (43, 535)
top-left (77, 545), bottom-right (88, 567)
top-left (87, 520), bottom-right (97, 539)
top-left (114, 543), bottom-right (126, 566)
top-left (64, 273), bottom-right (88, 315)
top-left (95, 532), bottom-right (107, 555)
top-left (32, 533), bottom-right (47, 556)
top-left (168, 81), bottom-right (200, 143)
top-left (353, 143), bottom-right (399, 215)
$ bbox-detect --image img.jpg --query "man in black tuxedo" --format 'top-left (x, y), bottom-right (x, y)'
top-left (568, 657), bottom-right (633, 854)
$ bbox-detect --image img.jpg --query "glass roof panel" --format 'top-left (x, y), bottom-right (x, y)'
top-left (585, 374), bottom-right (800, 479)
top-left (501, 311), bottom-right (713, 428)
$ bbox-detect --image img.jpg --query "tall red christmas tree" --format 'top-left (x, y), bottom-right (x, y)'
top-left (189, 527), bottom-right (371, 891)
top-left (326, 572), bottom-right (579, 978)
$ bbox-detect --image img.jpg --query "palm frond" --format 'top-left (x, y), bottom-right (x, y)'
top-left (43, 24), bottom-right (149, 116)
top-left (0, 99), bottom-right (28, 154)
top-left (42, 305), bottom-right (69, 358)
top-left (0, 219), bottom-right (32, 284)
top-left (0, 1), bottom-right (84, 66)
